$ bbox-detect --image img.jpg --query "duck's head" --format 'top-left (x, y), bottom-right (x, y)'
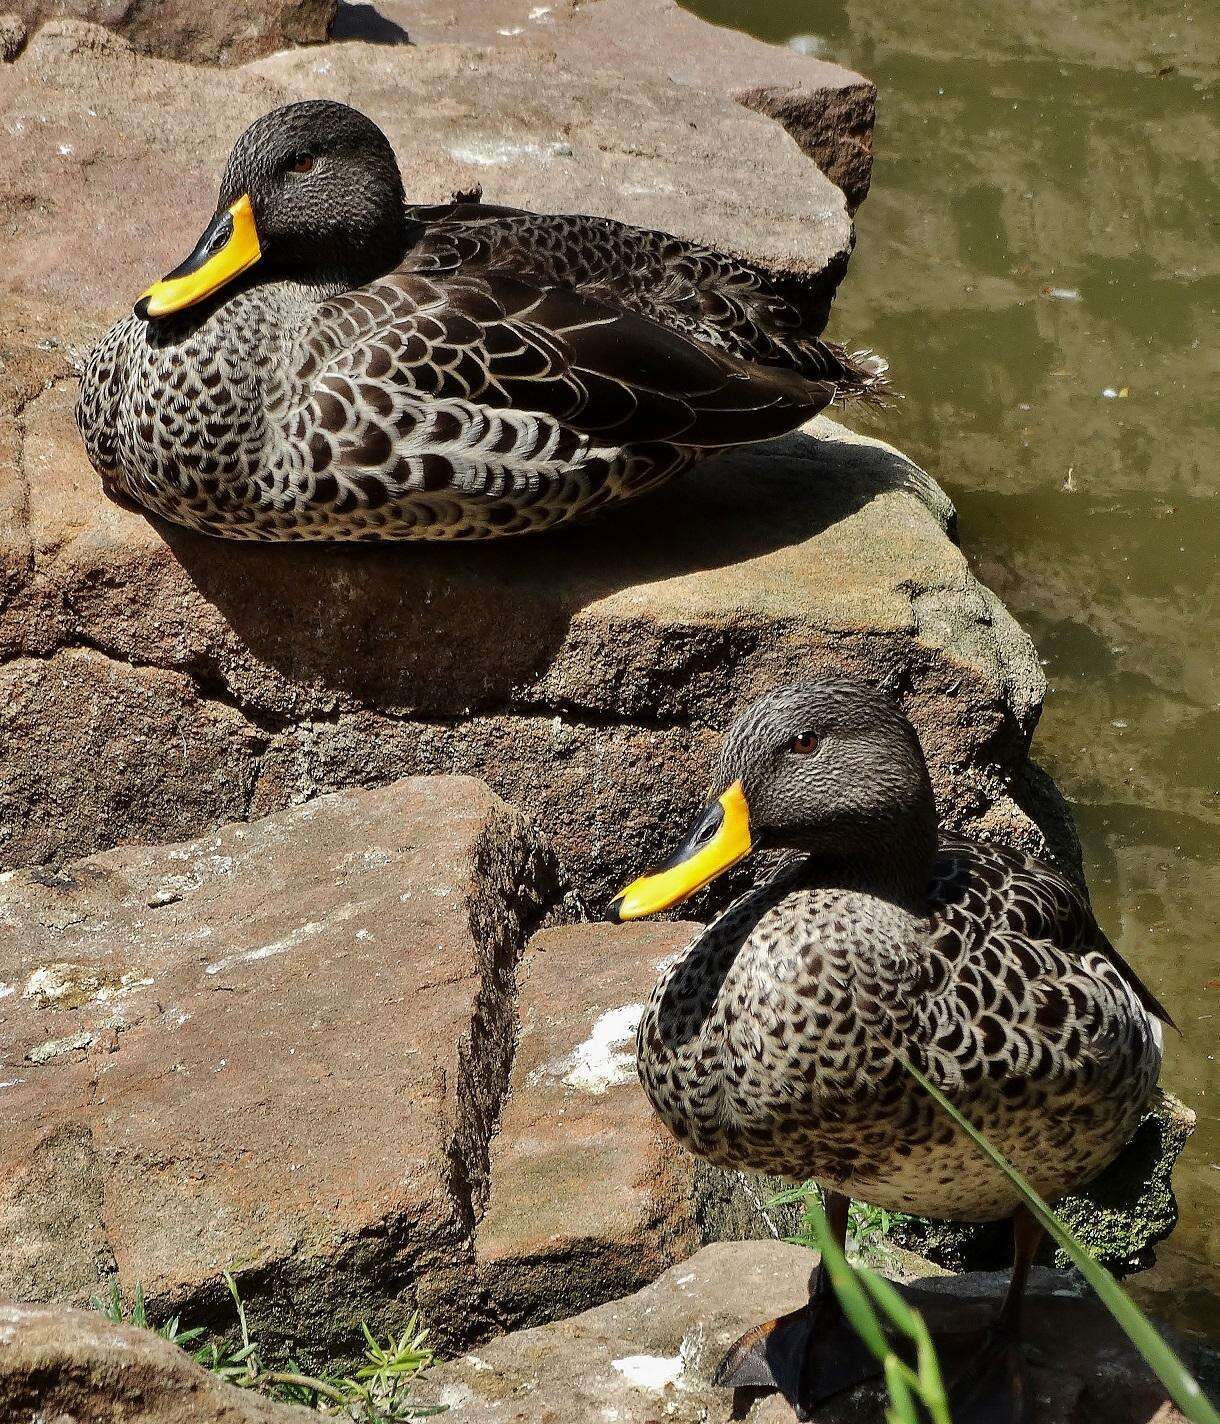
top-left (135, 100), bottom-right (407, 320)
top-left (609, 680), bottom-right (939, 920)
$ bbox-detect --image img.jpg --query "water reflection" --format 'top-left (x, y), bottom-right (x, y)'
top-left (684, 0), bottom-right (1219, 1342)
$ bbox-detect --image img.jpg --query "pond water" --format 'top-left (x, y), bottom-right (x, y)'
top-left (683, 0), bottom-right (1219, 1344)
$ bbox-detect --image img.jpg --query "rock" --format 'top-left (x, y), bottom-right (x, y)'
top-left (387, 0), bottom-right (876, 212)
top-left (0, 12), bottom-right (25, 59)
top-left (0, 649), bottom-right (268, 869)
top-left (1054, 1090), bottom-right (1196, 1273)
top-left (421, 1240), bottom-right (1218, 1423)
top-left (0, 776), bottom-right (561, 1364)
top-left (18, 0), bottom-right (336, 65)
top-left (0, 1302), bottom-right (312, 1422)
top-left (470, 922), bottom-right (786, 1336)
top-left (2, 301), bottom-right (1048, 903)
top-left (0, 14), bottom-right (855, 327)
top-left (0, 11), bottom-right (1035, 910)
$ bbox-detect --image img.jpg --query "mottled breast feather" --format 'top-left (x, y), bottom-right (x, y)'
top-left (637, 843), bottom-right (1164, 1222)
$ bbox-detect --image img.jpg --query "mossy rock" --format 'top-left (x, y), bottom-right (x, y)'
top-left (1053, 1089), bottom-right (1195, 1273)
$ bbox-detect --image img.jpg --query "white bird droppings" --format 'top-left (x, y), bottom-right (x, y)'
top-left (611, 1353), bottom-right (684, 1391)
top-left (26, 1030), bottom-right (95, 1064)
top-left (204, 921), bottom-right (322, 976)
top-left (447, 139), bottom-right (570, 167)
top-left (558, 1003), bottom-right (643, 1094)
top-left (23, 964), bottom-right (152, 1005)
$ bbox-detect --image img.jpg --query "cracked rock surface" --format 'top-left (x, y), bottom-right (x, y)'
top-left (0, 781), bottom-right (796, 1369)
top-left (0, 777), bottom-right (561, 1362)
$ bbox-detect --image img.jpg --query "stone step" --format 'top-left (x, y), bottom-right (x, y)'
top-left (3, 363), bottom-right (1051, 905)
top-left (472, 921), bottom-right (787, 1337)
top-left (0, 776), bottom-right (560, 1363)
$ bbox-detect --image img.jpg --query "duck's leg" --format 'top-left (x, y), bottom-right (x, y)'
top-left (712, 1191), bottom-right (884, 1419)
top-left (940, 1205), bottom-right (1044, 1424)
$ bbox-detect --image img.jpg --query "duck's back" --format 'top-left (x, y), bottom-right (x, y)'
top-left (76, 256), bottom-right (842, 541)
top-left (404, 200), bottom-right (879, 392)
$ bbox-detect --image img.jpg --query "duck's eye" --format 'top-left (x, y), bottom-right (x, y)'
top-left (789, 731), bottom-right (819, 755)
top-left (289, 153), bottom-right (315, 174)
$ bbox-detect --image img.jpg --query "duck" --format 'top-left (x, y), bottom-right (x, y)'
top-left (74, 100), bottom-right (884, 542)
top-left (609, 680), bottom-right (1169, 1423)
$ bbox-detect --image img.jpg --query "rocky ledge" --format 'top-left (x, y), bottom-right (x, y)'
top-left (421, 1243), bottom-right (1219, 1423)
top-left (7, 1246), bottom-right (1215, 1424)
top-left (0, 1), bottom-right (1055, 907)
top-left (0, 779), bottom-right (775, 1364)
top-left (0, 1301), bottom-right (314, 1423)
top-left (0, 779), bottom-right (1192, 1380)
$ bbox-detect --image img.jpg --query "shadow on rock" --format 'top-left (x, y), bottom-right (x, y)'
top-left (330, 1), bottom-right (411, 45)
top-left (158, 425), bottom-right (937, 715)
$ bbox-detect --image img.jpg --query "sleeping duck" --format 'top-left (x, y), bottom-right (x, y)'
top-left (610, 680), bottom-right (1169, 1423)
top-left (74, 100), bottom-right (883, 542)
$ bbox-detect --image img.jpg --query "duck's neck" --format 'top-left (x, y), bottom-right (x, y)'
top-left (230, 209), bottom-right (424, 305)
top-left (786, 810), bottom-right (939, 914)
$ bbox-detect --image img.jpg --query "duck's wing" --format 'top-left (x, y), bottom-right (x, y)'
top-left (931, 837), bottom-right (1175, 1029)
top-left (299, 266), bottom-right (836, 483)
top-left (403, 200), bottom-right (881, 395)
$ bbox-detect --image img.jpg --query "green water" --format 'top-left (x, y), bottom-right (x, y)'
top-left (684, 0), bottom-right (1220, 1343)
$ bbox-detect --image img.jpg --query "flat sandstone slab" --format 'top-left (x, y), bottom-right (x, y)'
top-left (0, 776), bottom-right (558, 1358)
top-left (423, 1241), bottom-right (1210, 1423)
top-left (474, 921), bottom-right (786, 1332)
top-left (353, 0), bottom-right (876, 210)
top-left (0, 15), bottom-right (853, 322)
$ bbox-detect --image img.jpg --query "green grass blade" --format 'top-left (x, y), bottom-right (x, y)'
top-left (767, 1183), bottom-right (817, 1207)
top-left (882, 1353), bottom-right (922, 1424)
top-left (901, 1056), bottom-right (1219, 1424)
top-left (805, 1194), bottom-right (891, 1359)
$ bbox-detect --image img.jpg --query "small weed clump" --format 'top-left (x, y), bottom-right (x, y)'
top-left (91, 1272), bottom-right (444, 1420)
top-left (770, 1181), bottom-right (911, 1264)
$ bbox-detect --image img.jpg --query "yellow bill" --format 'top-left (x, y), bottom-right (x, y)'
top-left (609, 780), bottom-right (752, 921)
top-left (135, 194), bottom-right (262, 319)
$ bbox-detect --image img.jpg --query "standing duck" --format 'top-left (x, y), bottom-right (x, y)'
top-left (610, 681), bottom-right (1169, 1423)
top-left (75, 100), bottom-right (883, 542)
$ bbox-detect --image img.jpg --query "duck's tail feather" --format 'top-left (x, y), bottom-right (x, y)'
top-left (827, 342), bottom-right (893, 408)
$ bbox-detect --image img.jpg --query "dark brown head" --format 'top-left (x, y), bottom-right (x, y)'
top-left (610, 681), bottom-right (940, 919)
top-left (136, 101), bottom-right (409, 320)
